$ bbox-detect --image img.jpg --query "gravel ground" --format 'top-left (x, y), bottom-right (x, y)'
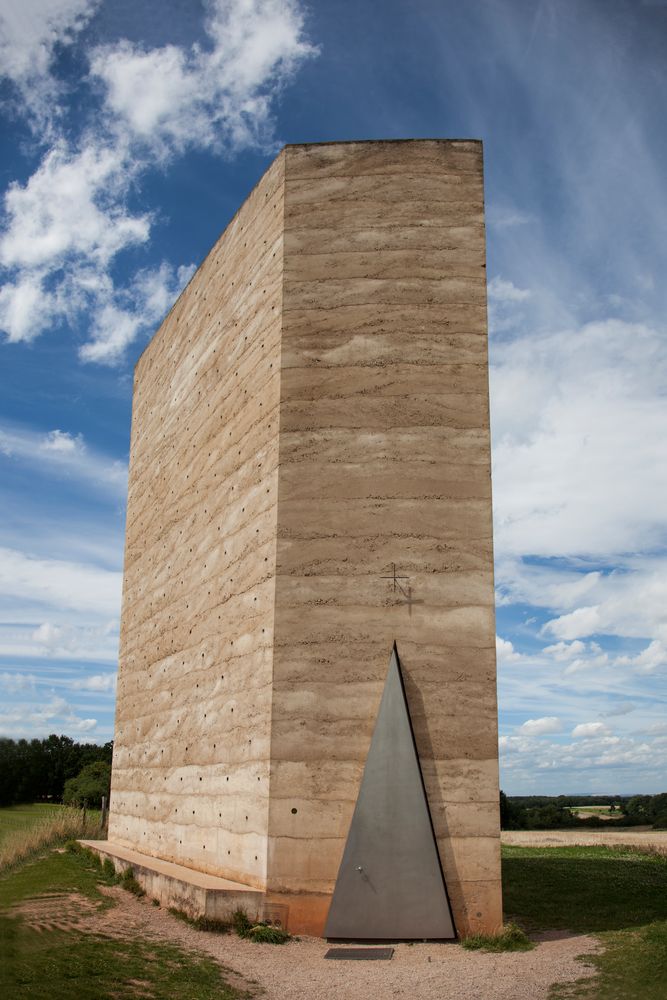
top-left (56, 888), bottom-right (601, 1000)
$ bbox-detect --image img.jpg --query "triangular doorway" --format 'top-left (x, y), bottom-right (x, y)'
top-left (325, 644), bottom-right (456, 940)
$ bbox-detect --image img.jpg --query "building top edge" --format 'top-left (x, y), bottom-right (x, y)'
top-left (283, 138), bottom-right (482, 149)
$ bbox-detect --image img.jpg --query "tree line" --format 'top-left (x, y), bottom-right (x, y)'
top-left (500, 791), bottom-right (667, 830)
top-left (0, 735), bottom-right (113, 807)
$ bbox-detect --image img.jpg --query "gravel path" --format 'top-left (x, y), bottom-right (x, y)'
top-left (75, 888), bottom-right (601, 1000)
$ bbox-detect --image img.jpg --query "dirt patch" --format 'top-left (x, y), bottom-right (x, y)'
top-left (12, 892), bottom-right (102, 934)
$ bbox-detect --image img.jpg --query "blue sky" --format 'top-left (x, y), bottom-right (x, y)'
top-left (0, 0), bottom-right (665, 794)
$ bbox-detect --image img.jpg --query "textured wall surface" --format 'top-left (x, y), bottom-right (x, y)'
top-left (268, 141), bottom-right (500, 934)
top-left (110, 139), bottom-right (501, 936)
top-left (109, 152), bottom-right (285, 890)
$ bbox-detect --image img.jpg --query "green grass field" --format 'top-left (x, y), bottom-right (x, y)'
top-left (0, 848), bottom-right (245, 999)
top-left (503, 844), bottom-right (667, 999)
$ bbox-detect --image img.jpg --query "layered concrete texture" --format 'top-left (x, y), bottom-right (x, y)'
top-left (109, 138), bottom-right (501, 937)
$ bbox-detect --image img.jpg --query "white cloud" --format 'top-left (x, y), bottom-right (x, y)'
top-left (0, 694), bottom-right (97, 738)
top-left (616, 640), bottom-right (667, 675)
top-left (491, 319), bottom-right (667, 560)
top-left (572, 722), bottom-right (610, 738)
top-left (543, 639), bottom-right (586, 661)
top-left (0, 0), bottom-right (97, 82)
top-left (26, 620), bottom-right (118, 663)
top-left (488, 276), bottom-right (531, 302)
top-left (0, 0), bottom-right (99, 132)
top-left (90, 0), bottom-right (317, 157)
top-left (496, 635), bottom-right (521, 663)
top-left (544, 607), bottom-right (602, 640)
top-left (41, 430), bottom-right (84, 454)
top-left (502, 558), bottom-right (667, 638)
top-left (518, 716), bottom-right (564, 736)
top-left (70, 672), bottom-right (116, 692)
top-left (562, 647), bottom-right (610, 678)
top-left (500, 724), bottom-right (667, 792)
top-left (0, 547), bottom-right (121, 616)
top-left (0, 421), bottom-right (127, 496)
top-left (0, 141), bottom-right (149, 274)
top-left (0, 0), bottom-right (316, 362)
top-left (0, 274), bottom-right (53, 342)
top-left (79, 262), bottom-right (195, 364)
top-left (0, 619), bottom-right (118, 663)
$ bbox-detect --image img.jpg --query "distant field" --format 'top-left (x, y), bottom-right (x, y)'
top-left (502, 828), bottom-right (667, 852)
top-left (568, 805), bottom-right (618, 820)
top-left (0, 804), bottom-right (63, 847)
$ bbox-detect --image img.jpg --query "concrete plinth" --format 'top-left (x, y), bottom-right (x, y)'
top-left (110, 139), bottom-right (502, 938)
top-left (80, 840), bottom-right (270, 922)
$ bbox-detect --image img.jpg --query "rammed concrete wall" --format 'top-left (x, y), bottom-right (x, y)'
top-left (267, 141), bottom-right (500, 935)
top-left (110, 139), bottom-right (501, 937)
top-left (109, 151), bottom-right (285, 890)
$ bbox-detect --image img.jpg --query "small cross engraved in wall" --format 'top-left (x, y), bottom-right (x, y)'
top-left (381, 563), bottom-right (410, 598)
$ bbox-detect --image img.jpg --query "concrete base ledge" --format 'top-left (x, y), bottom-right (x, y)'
top-left (79, 840), bottom-right (272, 924)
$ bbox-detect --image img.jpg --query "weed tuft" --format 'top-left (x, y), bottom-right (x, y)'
top-left (462, 921), bottom-right (534, 952)
top-left (232, 907), bottom-right (290, 943)
top-left (120, 866), bottom-right (146, 897)
top-left (102, 857), bottom-right (119, 881)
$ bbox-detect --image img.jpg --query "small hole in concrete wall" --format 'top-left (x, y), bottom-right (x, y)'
top-left (199, 777), bottom-right (202, 781)
top-left (226, 777), bottom-right (229, 781)
top-left (227, 850), bottom-right (230, 855)
top-left (192, 810), bottom-right (195, 815)
top-left (291, 808), bottom-right (297, 815)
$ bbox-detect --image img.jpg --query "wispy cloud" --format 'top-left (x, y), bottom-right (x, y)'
top-left (0, 0), bottom-right (99, 134)
top-left (0, 694), bottom-right (97, 738)
top-left (0, 421), bottom-right (127, 497)
top-left (491, 319), bottom-right (667, 559)
top-left (70, 672), bottom-right (116, 692)
top-left (0, 547), bottom-right (121, 616)
top-left (0, 0), bottom-right (317, 362)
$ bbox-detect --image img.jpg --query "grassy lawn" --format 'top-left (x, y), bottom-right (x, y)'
top-left (0, 849), bottom-right (248, 999)
top-left (502, 844), bottom-right (667, 999)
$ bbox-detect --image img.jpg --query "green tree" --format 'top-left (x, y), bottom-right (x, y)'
top-left (63, 761), bottom-right (111, 808)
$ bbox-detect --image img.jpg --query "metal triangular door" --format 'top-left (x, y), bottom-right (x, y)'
top-left (325, 644), bottom-right (456, 939)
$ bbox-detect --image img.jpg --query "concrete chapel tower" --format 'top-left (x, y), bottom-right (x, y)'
top-left (106, 139), bottom-right (502, 937)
